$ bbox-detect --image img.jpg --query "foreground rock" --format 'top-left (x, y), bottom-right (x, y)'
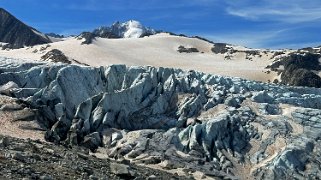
top-left (0, 57), bottom-right (321, 179)
top-left (0, 134), bottom-right (182, 180)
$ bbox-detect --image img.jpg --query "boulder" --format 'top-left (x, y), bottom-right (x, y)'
top-left (252, 91), bottom-right (274, 104)
top-left (0, 136), bottom-right (9, 147)
top-left (110, 163), bottom-right (132, 177)
top-left (82, 132), bottom-right (102, 151)
top-left (0, 81), bottom-right (19, 96)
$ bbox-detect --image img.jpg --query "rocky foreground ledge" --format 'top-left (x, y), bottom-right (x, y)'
top-left (0, 134), bottom-right (182, 179)
top-left (0, 57), bottom-right (321, 179)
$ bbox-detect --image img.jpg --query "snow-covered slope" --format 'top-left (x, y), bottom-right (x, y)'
top-left (0, 33), bottom-right (281, 82)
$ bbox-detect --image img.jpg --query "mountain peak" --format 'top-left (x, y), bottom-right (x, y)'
top-left (0, 7), bottom-right (8, 13)
top-left (0, 8), bottom-right (51, 49)
top-left (92, 20), bottom-right (159, 39)
top-left (0, 7), bottom-right (15, 19)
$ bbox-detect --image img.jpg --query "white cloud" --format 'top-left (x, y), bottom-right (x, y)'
top-left (225, 0), bottom-right (321, 23)
top-left (202, 29), bottom-right (291, 49)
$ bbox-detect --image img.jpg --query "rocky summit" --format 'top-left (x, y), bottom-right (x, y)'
top-left (0, 8), bottom-right (51, 49)
top-left (0, 57), bottom-right (320, 179)
top-left (77, 20), bottom-right (160, 44)
top-left (92, 20), bottom-right (159, 39)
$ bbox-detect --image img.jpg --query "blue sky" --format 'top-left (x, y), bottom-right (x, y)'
top-left (1, 0), bottom-right (321, 49)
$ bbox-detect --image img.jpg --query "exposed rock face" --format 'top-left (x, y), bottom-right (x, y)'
top-left (45, 33), bottom-right (64, 38)
top-left (93, 20), bottom-right (159, 39)
top-left (282, 66), bottom-right (321, 87)
top-left (267, 52), bottom-right (321, 88)
top-left (41, 49), bottom-right (71, 64)
top-left (78, 20), bottom-right (160, 44)
top-left (192, 36), bottom-right (215, 44)
top-left (0, 57), bottom-right (321, 179)
top-left (78, 32), bottom-right (97, 45)
top-left (0, 8), bottom-right (51, 49)
top-left (211, 43), bottom-right (229, 54)
top-left (210, 43), bottom-right (266, 61)
top-left (177, 46), bottom-right (199, 53)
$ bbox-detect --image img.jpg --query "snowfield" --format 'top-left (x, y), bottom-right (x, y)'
top-left (0, 33), bottom-right (282, 82)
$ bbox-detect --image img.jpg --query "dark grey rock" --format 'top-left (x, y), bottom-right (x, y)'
top-left (0, 136), bottom-right (9, 147)
top-left (211, 43), bottom-right (229, 54)
top-left (267, 52), bottom-right (321, 88)
top-left (45, 33), bottom-right (64, 38)
top-left (82, 132), bottom-right (102, 152)
top-left (0, 8), bottom-right (51, 49)
top-left (177, 45), bottom-right (199, 53)
top-left (77, 20), bottom-right (161, 44)
top-left (110, 163), bottom-right (131, 176)
top-left (258, 103), bottom-right (281, 115)
top-left (252, 91), bottom-right (274, 104)
top-left (224, 95), bottom-right (244, 108)
top-left (78, 32), bottom-right (97, 45)
top-left (41, 49), bottom-right (71, 64)
top-left (282, 65), bottom-right (321, 88)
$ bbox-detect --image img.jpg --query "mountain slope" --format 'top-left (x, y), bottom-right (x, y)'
top-left (0, 33), bottom-right (279, 82)
top-left (0, 8), bottom-right (51, 49)
top-left (0, 8), bottom-right (319, 88)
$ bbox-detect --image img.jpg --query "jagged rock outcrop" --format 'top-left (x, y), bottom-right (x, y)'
top-left (77, 32), bottom-right (97, 45)
top-left (282, 66), bottom-right (321, 87)
top-left (0, 57), bottom-right (321, 179)
top-left (77, 20), bottom-right (160, 44)
top-left (93, 20), bottom-right (159, 39)
top-left (211, 43), bottom-right (229, 54)
top-left (0, 8), bottom-right (51, 49)
top-left (41, 49), bottom-right (71, 64)
top-left (267, 52), bottom-right (321, 88)
top-left (45, 33), bottom-right (64, 38)
top-left (177, 46), bottom-right (199, 53)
